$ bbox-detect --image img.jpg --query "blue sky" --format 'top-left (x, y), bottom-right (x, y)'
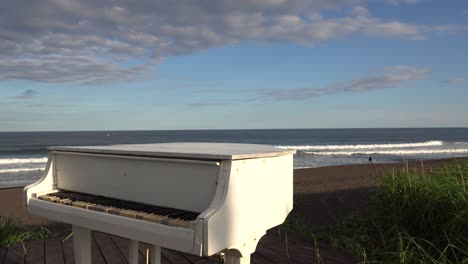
top-left (0, 0), bottom-right (467, 131)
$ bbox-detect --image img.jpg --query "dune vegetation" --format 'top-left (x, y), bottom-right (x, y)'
top-left (321, 160), bottom-right (468, 263)
top-left (0, 216), bottom-right (51, 248)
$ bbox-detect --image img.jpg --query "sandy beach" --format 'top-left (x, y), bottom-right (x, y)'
top-left (290, 158), bottom-right (465, 231)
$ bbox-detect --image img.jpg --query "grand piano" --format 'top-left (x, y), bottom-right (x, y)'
top-left (24, 143), bottom-right (295, 264)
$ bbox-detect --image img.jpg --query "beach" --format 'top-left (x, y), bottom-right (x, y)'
top-left (290, 158), bottom-right (465, 231)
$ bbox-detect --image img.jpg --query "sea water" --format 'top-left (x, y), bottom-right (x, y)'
top-left (1, 128), bottom-right (467, 187)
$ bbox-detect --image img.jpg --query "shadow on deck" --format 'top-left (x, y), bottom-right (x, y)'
top-left (0, 227), bottom-right (353, 264)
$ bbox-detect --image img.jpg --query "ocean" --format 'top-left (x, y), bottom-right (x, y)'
top-left (1, 128), bottom-right (467, 187)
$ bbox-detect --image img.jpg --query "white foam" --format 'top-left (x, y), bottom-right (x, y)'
top-left (0, 167), bottom-right (44, 174)
top-left (305, 149), bottom-right (468, 156)
top-left (276, 141), bottom-right (444, 150)
top-left (0, 157), bottom-right (48, 165)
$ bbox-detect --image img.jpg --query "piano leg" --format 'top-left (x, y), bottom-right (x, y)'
top-left (149, 244), bottom-right (162, 264)
top-left (128, 240), bottom-right (139, 264)
top-left (73, 225), bottom-right (91, 264)
top-left (225, 249), bottom-right (251, 264)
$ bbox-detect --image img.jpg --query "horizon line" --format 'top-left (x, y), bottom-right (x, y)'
top-left (1, 127), bottom-right (468, 133)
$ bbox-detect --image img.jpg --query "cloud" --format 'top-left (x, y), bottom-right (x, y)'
top-left (0, 1), bottom-right (463, 85)
top-left (187, 99), bottom-right (231, 108)
top-left (384, 0), bottom-right (420, 5)
top-left (258, 87), bottom-right (320, 101)
top-left (15, 89), bottom-right (37, 99)
top-left (446, 77), bottom-right (465, 84)
top-left (259, 65), bottom-right (430, 100)
top-left (345, 65), bottom-right (430, 91)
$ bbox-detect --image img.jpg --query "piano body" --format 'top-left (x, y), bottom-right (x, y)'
top-left (24, 143), bottom-right (295, 264)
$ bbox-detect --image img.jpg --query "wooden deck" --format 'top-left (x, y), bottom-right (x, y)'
top-left (0, 228), bottom-right (346, 264)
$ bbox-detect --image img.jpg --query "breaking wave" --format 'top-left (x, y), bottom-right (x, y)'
top-left (277, 141), bottom-right (444, 151)
top-left (0, 167), bottom-right (45, 174)
top-left (305, 149), bottom-right (468, 156)
top-left (0, 157), bottom-right (48, 165)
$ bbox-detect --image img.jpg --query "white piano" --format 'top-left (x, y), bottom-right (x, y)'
top-left (24, 143), bottom-right (295, 264)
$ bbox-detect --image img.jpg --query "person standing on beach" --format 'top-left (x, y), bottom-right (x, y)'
top-left (369, 156), bottom-right (373, 162)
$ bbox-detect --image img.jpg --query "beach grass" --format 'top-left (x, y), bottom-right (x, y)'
top-left (320, 160), bottom-right (468, 263)
top-left (0, 216), bottom-right (52, 248)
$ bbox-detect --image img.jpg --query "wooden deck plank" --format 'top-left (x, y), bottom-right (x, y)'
top-left (138, 242), bottom-right (171, 264)
top-left (261, 234), bottom-right (316, 263)
top-left (110, 236), bottom-right (146, 264)
top-left (93, 232), bottom-right (126, 264)
top-left (45, 238), bottom-right (64, 264)
top-left (182, 253), bottom-right (219, 264)
top-left (251, 249), bottom-right (278, 264)
top-left (91, 233), bottom-right (108, 264)
top-left (110, 235), bottom-right (151, 263)
top-left (137, 243), bottom-right (148, 263)
top-left (255, 233), bottom-right (304, 264)
top-left (255, 245), bottom-right (294, 264)
top-left (1, 228), bottom-right (336, 264)
top-left (269, 230), bottom-right (322, 259)
top-left (3, 243), bottom-right (26, 264)
top-left (1, 247), bottom-right (7, 264)
top-left (161, 249), bottom-right (192, 264)
top-left (59, 235), bottom-right (75, 264)
top-left (25, 240), bottom-right (45, 264)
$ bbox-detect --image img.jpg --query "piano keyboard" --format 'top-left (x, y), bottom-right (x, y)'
top-left (38, 190), bottom-right (199, 228)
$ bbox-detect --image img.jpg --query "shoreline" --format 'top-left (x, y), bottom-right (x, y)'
top-left (2, 156), bottom-right (467, 190)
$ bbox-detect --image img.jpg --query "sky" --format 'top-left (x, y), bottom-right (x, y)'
top-left (1, 0), bottom-right (467, 131)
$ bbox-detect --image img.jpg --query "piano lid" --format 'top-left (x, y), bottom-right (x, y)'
top-left (49, 142), bottom-right (296, 160)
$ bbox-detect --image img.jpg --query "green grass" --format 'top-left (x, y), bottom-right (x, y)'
top-left (320, 160), bottom-right (468, 263)
top-left (0, 217), bottom-right (52, 248)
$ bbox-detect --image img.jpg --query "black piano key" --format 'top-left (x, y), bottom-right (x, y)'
top-left (179, 213), bottom-right (197, 220)
top-left (136, 204), bottom-right (151, 212)
top-left (132, 204), bottom-right (148, 211)
top-left (185, 213), bottom-right (199, 221)
top-left (167, 211), bottom-right (187, 219)
top-left (154, 208), bottom-right (175, 216)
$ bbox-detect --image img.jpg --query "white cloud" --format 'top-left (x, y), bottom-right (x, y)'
top-left (446, 77), bottom-right (465, 84)
top-left (259, 65), bottom-right (431, 100)
top-left (363, 21), bottom-right (426, 40)
top-left (0, 1), bottom-right (462, 85)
